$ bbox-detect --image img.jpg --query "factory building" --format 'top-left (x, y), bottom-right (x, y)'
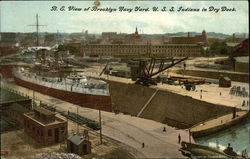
top-left (78, 28), bottom-right (204, 58)
top-left (82, 43), bottom-right (202, 58)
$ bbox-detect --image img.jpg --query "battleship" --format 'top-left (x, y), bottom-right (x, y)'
top-left (13, 46), bottom-right (112, 111)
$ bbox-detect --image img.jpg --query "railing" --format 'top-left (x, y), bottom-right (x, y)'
top-left (14, 72), bottom-right (110, 96)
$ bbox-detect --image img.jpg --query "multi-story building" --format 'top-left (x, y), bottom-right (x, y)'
top-left (23, 106), bottom-right (67, 146)
top-left (231, 39), bottom-right (248, 57)
top-left (0, 32), bottom-right (17, 42)
top-left (73, 28), bottom-right (206, 58)
top-left (80, 28), bottom-right (204, 58)
top-left (169, 30), bottom-right (208, 46)
top-left (82, 43), bottom-right (202, 58)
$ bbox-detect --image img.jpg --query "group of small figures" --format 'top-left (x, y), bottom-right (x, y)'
top-left (229, 86), bottom-right (249, 97)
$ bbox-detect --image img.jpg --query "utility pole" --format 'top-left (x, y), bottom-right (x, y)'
top-left (0, 74), bottom-right (2, 91)
top-left (189, 129), bottom-right (191, 143)
top-left (67, 110), bottom-right (69, 123)
top-left (77, 106), bottom-right (79, 135)
top-left (0, 6), bottom-right (2, 42)
top-left (99, 109), bottom-right (103, 144)
top-left (150, 40), bottom-right (152, 58)
top-left (32, 90), bottom-right (35, 109)
top-left (35, 14), bottom-right (39, 46)
top-left (57, 29), bottom-right (61, 44)
top-left (28, 13), bottom-right (47, 46)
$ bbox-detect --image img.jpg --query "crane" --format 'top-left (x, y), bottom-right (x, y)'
top-left (128, 57), bottom-right (188, 86)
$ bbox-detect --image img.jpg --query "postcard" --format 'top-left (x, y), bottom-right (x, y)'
top-left (0, 0), bottom-right (249, 159)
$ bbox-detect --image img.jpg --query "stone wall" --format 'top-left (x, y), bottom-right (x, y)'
top-left (108, 80), bottom-right (235, 129)
top-left (235, 62), bottom-right (249, 73)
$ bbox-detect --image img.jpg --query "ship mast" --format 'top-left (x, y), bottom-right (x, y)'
top-left (28, 13), bottom-right (47, 46)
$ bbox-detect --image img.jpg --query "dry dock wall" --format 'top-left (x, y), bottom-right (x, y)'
top-left (108, 80), bottom-right (235, 129)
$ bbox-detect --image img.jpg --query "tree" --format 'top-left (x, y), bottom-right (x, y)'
top-left (44, 34), bottom-right (55, 42)
top-left (57, 44), bottom-right (79, 54)
top-left (210, 41), bottom-right (229, 55)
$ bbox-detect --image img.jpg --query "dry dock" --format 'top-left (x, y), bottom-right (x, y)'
top-left (94, 74), bottom-right (248, 129)
top-left (1, 62), bottom-right (248, 158)
top-left (2, 81), bottom-right (193, 158)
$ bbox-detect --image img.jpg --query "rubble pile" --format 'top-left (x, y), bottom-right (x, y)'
top-left (35, 152), bottom-right (82, 159)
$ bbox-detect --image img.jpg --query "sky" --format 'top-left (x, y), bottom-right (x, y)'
top-left (0, 1), bottom-right (249, 34)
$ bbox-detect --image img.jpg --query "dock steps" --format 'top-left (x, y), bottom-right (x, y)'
top-left (137, 89), bottom-right (159, 117)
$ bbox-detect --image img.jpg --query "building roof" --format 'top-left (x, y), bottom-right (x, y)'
top-left (0, 88), bottom-right (29, 104)
top-left (10, 103), bottom-right (32, 114)
top-left (234, 56), bottom-right (249, 63)
top-left (231, 39), bottom-right (249, 57)
top-left (24, 112), bottom-right (66, 126)
top-left (83, 43), bottom-right (200, 46)
top-left (34, 106), bottom-right (55, 116)
top-left (226, 42), bottom-right (240, 47)
top-left (67, 133), bottom-right (86, 145)
top-left (223, 77), bottom-right (231, 81)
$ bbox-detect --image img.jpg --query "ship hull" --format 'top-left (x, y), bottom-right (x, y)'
top-left (14, 76), bottom-right (112, 112)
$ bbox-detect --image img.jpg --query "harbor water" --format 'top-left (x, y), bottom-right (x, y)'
top-left (195, 117), bottom-right (250, 157)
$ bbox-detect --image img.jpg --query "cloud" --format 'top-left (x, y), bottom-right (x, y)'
top-left (68, 8), bottom-right (200, 34)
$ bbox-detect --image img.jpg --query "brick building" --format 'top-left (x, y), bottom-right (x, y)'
top-left (3, 103), bottom-right (32, 125)
top-left (215, 38), bottom-right (249, 73)
top-left (219, 76), bottom-right (231, 87)
top-left (231, 39), bottom-right (249, 57)
top-left (0, 32), bottom-right (17, 42)
top-left (82, 43), bottom-right (202, 58)
top-left (169, 30), bottom-right (208, 46)
top-left (102, 32), bottom-right (118, 40)
top-left (81, 28), bottom-right (203, 58)
top-left (23, 106), bottom-right (67, 146)
top-left (0, 42), bottom-right (20, 57)
top-left (0, 88), bottom-right (32, 132)
top-left (233, 56), bottom-right (249, 73)
top-left (230, 39), bottom-right (249, 72)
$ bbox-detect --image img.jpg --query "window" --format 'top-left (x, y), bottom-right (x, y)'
top-left (61, 127), bottom-right (65, 134)
top-left (48, 129), bottom-right (52, 136)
